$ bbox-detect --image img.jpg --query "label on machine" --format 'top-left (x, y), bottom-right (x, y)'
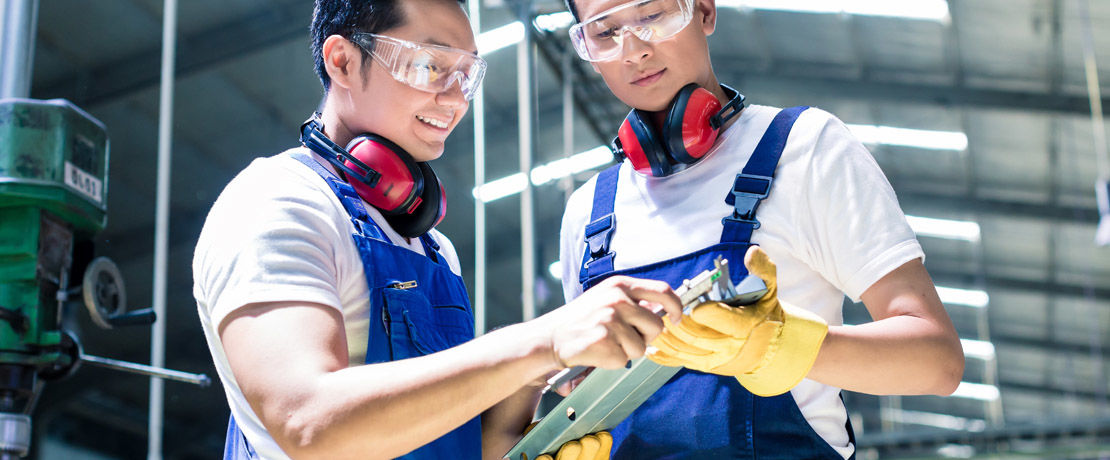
top-left (64, 161), bottom-right (102, 204)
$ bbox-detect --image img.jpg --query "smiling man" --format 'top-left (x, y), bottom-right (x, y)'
top-left (193, 1), bottom-right (685, 459)
top-left (557, 0), bottom-right (966, 458)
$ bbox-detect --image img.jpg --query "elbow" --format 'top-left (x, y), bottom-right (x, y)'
top-left (274, 408), bottom-right (405, 460)
top-left (272, 411), bottom-right (335, 460)
top-left (931, 336), bottom-right (965, 396)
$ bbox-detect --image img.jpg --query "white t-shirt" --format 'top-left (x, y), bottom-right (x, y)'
top-left (559, 105), bottom-right (924, 459)
top-left (193, 147), bottom-right (461, 460)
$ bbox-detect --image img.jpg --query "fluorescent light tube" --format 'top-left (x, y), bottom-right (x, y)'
top-left (472, 173), bottom-right (527, 202)
top-left (935, 286), bottom-right (989, 308)
top-left (474, 146), bottom-right (613, 203)
top-left (883, 409), bottom-right (987, 432)
top-left (534, 11), bottom-right (575, 32)
top-left (478, 21), bottom-right (524, 56)
top-left (960, 339), bottom-right (995, 361)
top-left (548, 261), bottom-right (563, 280)
top-left (530, 146), bottom-right (613, 186)
top-left (950, 381), bottom-right (1000, 401)
top-left (848, 124), bottom-right (968, 151)
top-left (906, 215), bottom-right (981, 242)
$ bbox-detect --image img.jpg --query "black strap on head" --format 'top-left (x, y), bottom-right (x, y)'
top-left (709, 84), bottom-right (746, 130)
top-left (299, 113), bottom-right (382, 187)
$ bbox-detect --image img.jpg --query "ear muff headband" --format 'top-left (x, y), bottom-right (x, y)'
top-left (300, 118), bottom-right (383, 188)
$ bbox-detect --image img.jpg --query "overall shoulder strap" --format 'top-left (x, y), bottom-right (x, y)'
top-left (290, 150), bottom-right (388, 241)
top-left (721, 106), bottom-right (809, 243)
top-left (578, 163), bottom-right (621, 286)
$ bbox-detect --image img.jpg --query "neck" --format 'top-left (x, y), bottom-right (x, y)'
top-left (319, 92), bottom-right (355, 146)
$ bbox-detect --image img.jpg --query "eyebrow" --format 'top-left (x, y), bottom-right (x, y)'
top-left (423, 37), bottom-right (480, 55)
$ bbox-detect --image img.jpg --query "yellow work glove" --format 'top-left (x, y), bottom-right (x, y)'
top-left (534, 432), bottom-right (612, 460)
top-left (647, 246), bottom-right (828, 397)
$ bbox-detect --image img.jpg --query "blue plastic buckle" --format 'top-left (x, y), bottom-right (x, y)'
top-left (722, 174), bottom-right (772, 229)
top-left (584, 214), bottom-right (616, 258)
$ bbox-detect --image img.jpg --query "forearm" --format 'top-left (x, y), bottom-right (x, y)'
top-left (806, 317), bottom-right (964, 396)
top-left (481, 384), bottom-right (543, 460)
top-left (269, 321), bottom-right (555, 459)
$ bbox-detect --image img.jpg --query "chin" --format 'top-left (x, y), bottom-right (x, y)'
top-left (612, 85), bottom-right (673, 112)
top-left (619, 92), bottom-right (671, 112)
top-left (413, 145), bottom-right (445, 162)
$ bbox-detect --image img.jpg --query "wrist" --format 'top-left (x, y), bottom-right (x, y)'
top-left (503, 318), bottom-right (565, 378)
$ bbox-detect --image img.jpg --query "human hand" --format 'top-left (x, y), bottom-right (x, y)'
top-left (539, 276), bottom-right (682, 372)
top-left (648, 246), bottom-right (828, 396)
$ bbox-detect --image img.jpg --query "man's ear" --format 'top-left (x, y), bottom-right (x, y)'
top-left (697, 0), bottom-right (717, 36)
top-left (323, 35), bottom-right (362, 90)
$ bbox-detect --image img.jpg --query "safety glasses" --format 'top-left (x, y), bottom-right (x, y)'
top-left (569, 0), bottom-right (694, 62)
top-left (350, 33), bottom-right (487, 100)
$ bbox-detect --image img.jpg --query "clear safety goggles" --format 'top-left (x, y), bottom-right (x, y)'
top-left (568, 0), bottom-right (694, 62)
top-left (351, 33), bottom-right (487, 100)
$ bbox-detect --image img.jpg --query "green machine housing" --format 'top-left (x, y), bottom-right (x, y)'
top-left (0, 98), bottom-right (108, 409)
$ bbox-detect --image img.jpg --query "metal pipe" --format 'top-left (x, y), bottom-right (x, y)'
top-left (469, 0), bottom-right (486, 335)
top-left (0, 0), bottom-right (39, 99)
top-left (561, 43), bottom-right (574, 204)
top-left (518, 1), bottom-right (535, 321)
top-left (1079, 0), bottom-right (1110, 181)
top-left (82, 354), bottom-right (210, 387)
top-left (149, 0), bottom-right (177, 458)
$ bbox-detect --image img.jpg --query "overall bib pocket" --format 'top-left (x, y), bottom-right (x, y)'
top-left (383, 287), bottom-right (474, 360)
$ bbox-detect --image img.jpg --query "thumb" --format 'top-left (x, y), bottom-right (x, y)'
top-left (744, 246), bottom-right (778, 293)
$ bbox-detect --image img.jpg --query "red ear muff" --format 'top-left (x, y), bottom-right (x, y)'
top-left (618, 109), bottom-right (673, 177)
top-left (664, 84), bottom-right (722, 165)
top-left (383, 162), bottom-right (446, 238)
top-left (344, 134), bottom-right (424, 215)
top-left (299, 115), bottom-right (449, 238)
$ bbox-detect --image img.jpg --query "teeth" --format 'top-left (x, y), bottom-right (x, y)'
top-left (417, 115), bottom-right (448, 129)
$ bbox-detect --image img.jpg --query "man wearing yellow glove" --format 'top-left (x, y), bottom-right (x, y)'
top-left (557, 0), bottom-right (965, 457)
top-left (649, 246), bottom-right (829, 397)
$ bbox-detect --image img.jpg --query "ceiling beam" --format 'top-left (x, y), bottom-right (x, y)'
top-left (993, 333), bottom-right (1109, 363)
top-left (736, 69), bottom-right (1108, 117)
top-left (36, 4), bottom-right (1110, 117)
top-left (857, 417), bottom-right (1110, 455)
top-left (35, 1), bottom-right (309, 106)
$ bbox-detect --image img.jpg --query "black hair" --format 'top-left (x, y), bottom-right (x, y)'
top-left (565, 0), bottom-right (581, 21)
top-left (312, 0), bottom-right (403, 91)
top-left (311, 0), bottom-right (469, 91)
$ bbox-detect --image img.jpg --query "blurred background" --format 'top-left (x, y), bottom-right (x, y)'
top-left (2, 0), bottom-right (1109, 458)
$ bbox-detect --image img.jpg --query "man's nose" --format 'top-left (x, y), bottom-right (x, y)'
top-left (620, 28), bottom-right (653, 63)
top-left (436, 76), bottom-right (468, 109)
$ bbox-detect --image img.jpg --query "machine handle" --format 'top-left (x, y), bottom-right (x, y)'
top-left (80, 354), bottom-right (211, 387)
top-left (106, 308), bottom-right (156, 327)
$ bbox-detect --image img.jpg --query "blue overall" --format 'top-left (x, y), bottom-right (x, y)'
top-left (222, 151), bottom-right (480, 459)
top-left (578, 107), bottom-right (854, 459)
